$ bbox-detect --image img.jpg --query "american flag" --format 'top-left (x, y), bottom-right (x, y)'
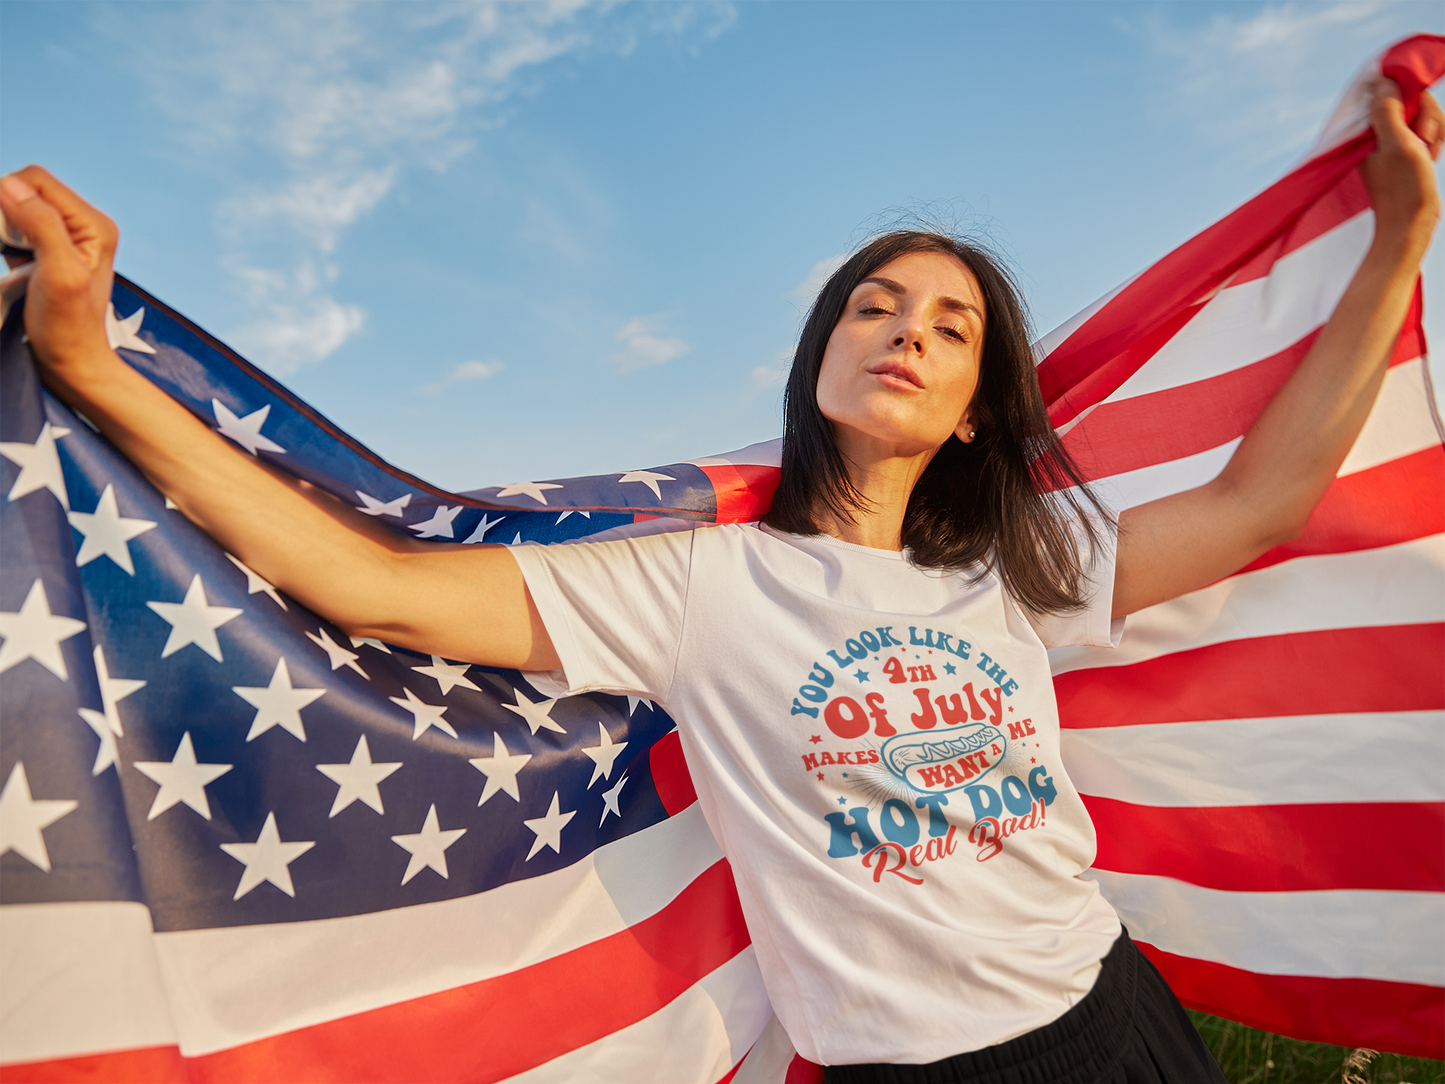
top-left (0, 34), bottom-right (1440, 1082)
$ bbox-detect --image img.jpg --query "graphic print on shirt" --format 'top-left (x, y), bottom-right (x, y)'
top-left (788, 624), bottom-right (1057, 885)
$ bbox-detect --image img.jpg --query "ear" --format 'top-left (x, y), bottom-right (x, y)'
top-left (954, 408), bottom-right (976, 443)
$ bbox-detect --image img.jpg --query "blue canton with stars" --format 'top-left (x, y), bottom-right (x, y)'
top-left (0, 279), bottom-right (730, 933)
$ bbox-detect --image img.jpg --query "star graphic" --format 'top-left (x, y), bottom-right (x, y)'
top-left (581, 722), bottom-right (629, 787)
top-left (147, 574), bottom-right (242, 662)
top-left (408, 505), bottom-right (462, 539)
top-left (509, 532), bottom-right (524, 545)
top-left (0, 763), bottom-right (79, 872)
top-left (77, 645), bottom-right (145, 775)
top-left (555, 510), bottom-right (591, 524)
top-left (412, 655), bottom-right (479, 696)
top-left (348, 634), bottom-right (391, 654)
top-left (233, 657), bottom-right (326, 742)
top-left (68, 485), bottom-right (156, 575)
top-left (316, 735), bottom-right (401, 816)
top-left (212, 399), bottom-right (286, 457)
top-left (0, 421), bottom-right (71, 508)
top-left (389, 686), bottom-right (458, 740)
top-left (225, 554), bottom-right (287, 610)
top-left (133, 732), bottom-right (233, 821)
top-left (461, 512), bottom-right (506, 544)
top-left (626, 696), bottom-right (655, 717)
top-left (492, 481), bottom-right (562, 505)
top-left (0, 579), bottom-right (86, 679)
top-left (105, 303), bottom-right (156, 354)
top-left (854, 669), bottom-right (869, 682)
top-left (943, 662), bottom-right (957, 675)
top-left (599, 774), bottom-right (628, 825)
top-left (306, 627), bottom-right (368, 678)
top-left (1008, 705), bottom-right (1015, 713)
top-left (1030, 757), bottom-right (1037, 764)
top-left (220, 812), bottom-right (315, 900)
top-left (503, 686), bottom-right (565, 735)
top-left (837, 796), bottom-right (847, 805)
top-left (391, 804), bottom-right (465, 884)
top-left (469, 732), bottom-right (532, 806)
top-left (617, 470), bottom-right (673, 499)
top-left (817, 772), bottom-right (825, 781)
top-left (354, 490), bottom-right (411, 517)
top-left (809, 735), bottom-right (822, 744)
top-left (523, 792), bottom-right (576, 860)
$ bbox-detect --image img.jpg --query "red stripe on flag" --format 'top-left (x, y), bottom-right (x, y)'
top-left (1234, 447), bottom-right (1444, 574)
top-left (1085, 796), bottom-right (1445, 893)
top-left (786, 1054), bottom-right (825, 1083)
top-left (0, 1045), bottom-right (188, 1084)
top-left (1226, 170), bottom-right (1370, 286)
top-left (698, 462), bottom-right (780, 523)
top-left (1135, 939), bottom-right (1445, 1059)
top-left (176, 858), bottom-right (751, 1083)
top-left (1061, 304), bottom-right (1423, 481)
top-left (1056, 623), bottom-right (1445, 729)
top-left (650, 729), bottom-right (698, 815)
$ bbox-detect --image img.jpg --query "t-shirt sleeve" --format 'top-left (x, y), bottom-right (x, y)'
top-left (1022, 506), bottom-right (1124, 650)
top-left (508, 525), bottom-right (696, 701)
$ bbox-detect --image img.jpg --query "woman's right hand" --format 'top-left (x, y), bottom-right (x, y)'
top-left (0, 166), bottom-right (118, 376)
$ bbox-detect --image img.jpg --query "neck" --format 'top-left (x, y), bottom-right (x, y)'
top-left (815, 436), bottom-right (938, 551)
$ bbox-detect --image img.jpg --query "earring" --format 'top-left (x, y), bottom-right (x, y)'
top-left (966, 428), bottom-right (976, 441)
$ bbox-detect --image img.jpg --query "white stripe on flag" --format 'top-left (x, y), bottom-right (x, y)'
top-left (1062, 711), bottom-right (1445, 807)
top-left (1087, 869), bottom-right (1445, 986)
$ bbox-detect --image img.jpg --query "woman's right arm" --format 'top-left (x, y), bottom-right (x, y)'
top-left (0, 166), bottom-right (559, 671)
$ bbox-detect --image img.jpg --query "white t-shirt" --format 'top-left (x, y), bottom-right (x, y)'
top-left (512, 521), bottom-right (1123, 1065)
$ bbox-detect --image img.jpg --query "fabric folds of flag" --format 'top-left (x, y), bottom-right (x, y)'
top-left (1, 34), bottom-right (1441, 1084)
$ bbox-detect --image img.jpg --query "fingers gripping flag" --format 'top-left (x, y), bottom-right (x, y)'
top-left (1, 35), bottom-right (1441, 1082)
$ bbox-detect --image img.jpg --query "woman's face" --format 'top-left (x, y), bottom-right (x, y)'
top-left (816, 250), bottom-right (985, 462)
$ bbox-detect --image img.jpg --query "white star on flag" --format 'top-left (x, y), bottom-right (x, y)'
top-left (510, 532), bottom-right (523, 545)
top-left (581, 721), bottom-right (628, 787)
top-left (502, 686), bottom-right (565, 735)
top-left (348, 634), bottom-right (392, 654)
top-left (412, 655), bottom-right (480, 696)
top-left (105, 303), bottom-right (157, 354)
top-left (626, 696), bottom-right (656, 717)
top-left (389, 686), bottom-right (458, 740)
top-left (306, 627), bottom-right (368, 678)
top-left (461, 512), bottom-right (505, 544)
top-left (77, 645), bottom-right (146, 775)
top-left (354, 490), bottom-right (411, 517)
top-left (316, 735), bottom-right (401, 816)
top-left (391, 804), bottom-right (466, 884)
top-left (600, 774), bottom-right (629, 826)
top-left (133, 732), bottom-right (233, 821)
top-left (523, 792), bottom-right (576, 860)
top-left (555, 510), bottom-right (591, 524)
top-left (220, 812), bottom-right (315, 900)
top-left (492, 481), bottom-right (563, 505)
top-left (617, 470), bottom-right (673, 499)
top-left (147, 574), bottom-right (242, 662)
top-left (225, 553), bottom-right (287, 610)
top-left (232, 657), bottom-right (326, 742)
top-left (408, 505), bottom-right (462, 539)
top-left (0, 763), bottom-right (79, 872)
top-left (0, 421), bottom-right (71, 508)
top-left (0, 579), bottom-right (87, 679)
top-left (68, 484), bottom-right (156, 574)
top-left (469, 733), bottom-right (532, 806)
top-left (212, 399), bottom-right (286, 456)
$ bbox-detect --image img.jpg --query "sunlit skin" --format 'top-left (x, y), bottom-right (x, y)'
top-left (814, 251), bottom-right (984, 551)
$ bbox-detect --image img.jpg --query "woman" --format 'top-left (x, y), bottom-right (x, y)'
top-left (1, 83), bottom-right (1439, 1082)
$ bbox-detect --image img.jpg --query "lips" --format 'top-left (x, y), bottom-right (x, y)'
top-left (868, 359), bottom-right (923, 389)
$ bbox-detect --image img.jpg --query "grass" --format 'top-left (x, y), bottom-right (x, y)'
top-left (1189, 1012), bottom-right (1444, 1084)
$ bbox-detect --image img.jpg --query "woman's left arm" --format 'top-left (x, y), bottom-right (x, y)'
top-left (1112, 83), bottom-right (1443, 619)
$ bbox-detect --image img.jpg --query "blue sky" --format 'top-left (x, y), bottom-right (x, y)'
top-left (2, 1), bottom-right (1441, 490)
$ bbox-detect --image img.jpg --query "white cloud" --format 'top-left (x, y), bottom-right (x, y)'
top-left (1132, 2), bottom-right (1422, 164)
top-left (226, 170), bottom-right (396, 252)
top-left (615, 315), bottom-right (692, 372)
top-left (750, 347), bottom-right (795, 391)
top-left (232, 295), bottom-right (367, 377)
top-left (418, 360), bottom-right (506, 394)
top-left (792, 254), bottom-right (847, 309)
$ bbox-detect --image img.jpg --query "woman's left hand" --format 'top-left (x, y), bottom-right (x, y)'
top-left (1361, 83), bottom-right (1442, 250)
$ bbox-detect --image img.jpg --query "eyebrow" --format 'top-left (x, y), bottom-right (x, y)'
top-left (859, 276), bottom-right (984, 324)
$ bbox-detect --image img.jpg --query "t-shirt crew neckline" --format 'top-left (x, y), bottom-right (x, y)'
top-left (759, 522), bottom-right (911, 562)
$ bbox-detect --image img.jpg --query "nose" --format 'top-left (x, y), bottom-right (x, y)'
top-left (890, 313), bottom-right (926, 355)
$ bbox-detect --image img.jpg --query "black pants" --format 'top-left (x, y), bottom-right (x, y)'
top-left (823, 932), bottom-right (1227, 1084)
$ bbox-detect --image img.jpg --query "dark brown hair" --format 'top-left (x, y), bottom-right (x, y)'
top-left (762, 230), bottom-right (1112, 615)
